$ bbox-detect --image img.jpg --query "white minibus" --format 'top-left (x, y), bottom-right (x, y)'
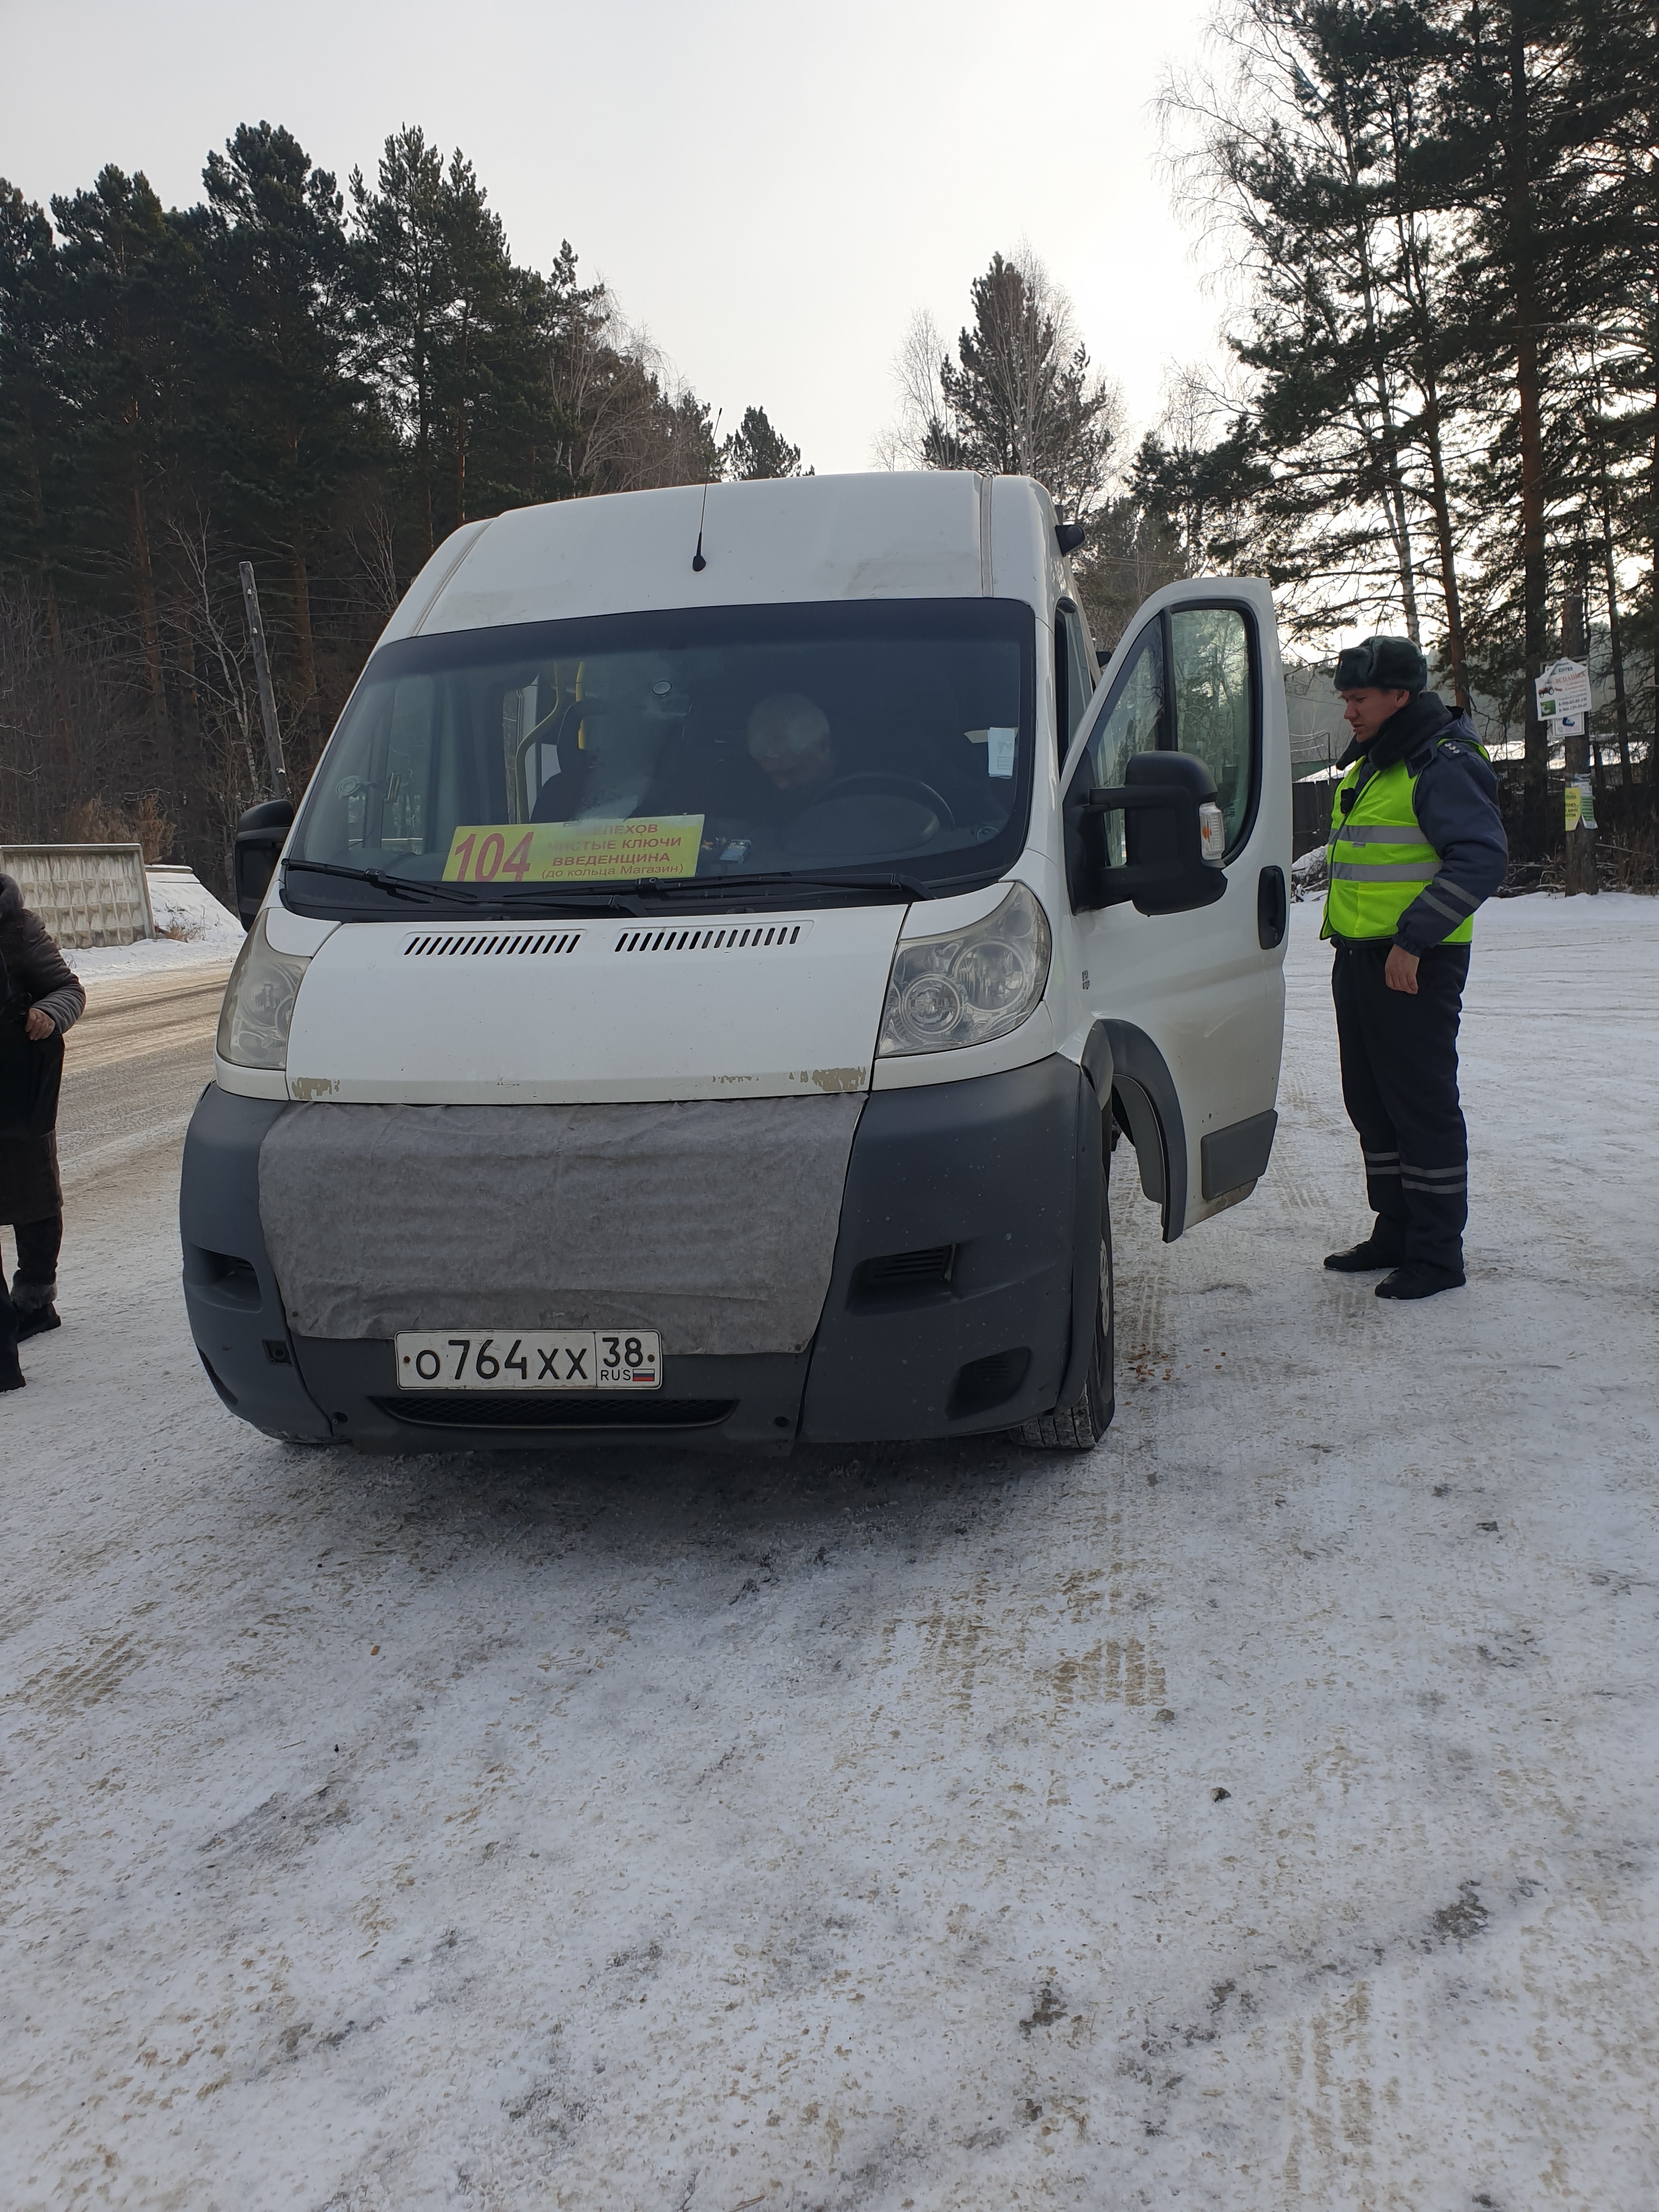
top-left (182, 472), bottom-right (1288, 1451)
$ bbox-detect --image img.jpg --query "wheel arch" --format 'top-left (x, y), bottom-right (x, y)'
top-left (1102, 1020), bottom-right (1188, 1244)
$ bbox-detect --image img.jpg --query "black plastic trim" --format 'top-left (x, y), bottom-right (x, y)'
top-left (377, 1394), bottom-right (737, 1431)
top-left (1053, 1045), bottom-right (1109, 1411)
top-left (800, 1056), bottom-right (1082, 1441)
top-left (1200, 1108), bottom-right (1278, 1200)
top-left (1257, 864), bottom-right (1288, 949)
top-left (1103, 1022), bottom-right (1188, 1242)
top-left (179, 1086), bottom-right (334, 1440)
top-left (1080, 1019), bottom-right (1115, 1102)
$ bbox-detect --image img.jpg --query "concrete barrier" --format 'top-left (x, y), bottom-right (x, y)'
top-left (0, 844), bottom-right (155, 949)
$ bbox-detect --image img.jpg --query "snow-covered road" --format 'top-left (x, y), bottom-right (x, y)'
top-left (4, 896), bottom-right (1656, 2211)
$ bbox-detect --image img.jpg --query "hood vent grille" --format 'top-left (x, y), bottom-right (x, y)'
top-left (613, 922), bottom-right (812, 955)
top-left (404, 930), bottom-right (583, 957)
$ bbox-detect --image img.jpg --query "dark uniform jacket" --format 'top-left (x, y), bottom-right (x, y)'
top-left (0, 873), bottom-right (86, 1226)
top-left (1333, 691), bottom-right (1509, 954)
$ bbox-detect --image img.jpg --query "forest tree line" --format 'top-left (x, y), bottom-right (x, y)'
top-left (0, 121), bottom-right (804, 887)
top-left (2, 0), bottom-right (1655, 888)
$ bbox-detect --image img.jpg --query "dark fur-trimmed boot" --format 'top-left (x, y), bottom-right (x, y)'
top-left (12, 1276), bottom-right (59, 1342)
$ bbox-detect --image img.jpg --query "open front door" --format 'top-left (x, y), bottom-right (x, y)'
top-left (1062, 577), bottom-right (1290, 1238)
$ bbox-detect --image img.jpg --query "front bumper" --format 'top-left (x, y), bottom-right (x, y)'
top-left (179, 1057), bottom-right (1093, 1449)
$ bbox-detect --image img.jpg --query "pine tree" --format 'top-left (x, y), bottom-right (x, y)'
top-left (350, 128), bottom-right (448, 556)
top-left (49, 166), bottom-right (198, 788)
top-left (723, 405), bottom-right (805, 479)
top-left (933, 251), bottom-right (1118, 520)
top-left (200, 122), bottom-right (363, 766)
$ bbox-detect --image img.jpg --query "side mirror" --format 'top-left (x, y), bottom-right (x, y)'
top-left (233, 798), bottom-right (295, 930)
top-left (1068, 750), bottom-right (1227, 916)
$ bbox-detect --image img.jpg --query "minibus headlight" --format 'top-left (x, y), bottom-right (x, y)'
top-left (878, 882), bottom-right (1052, 1057)
top-left (216, 913), bottom-right (311, 1070)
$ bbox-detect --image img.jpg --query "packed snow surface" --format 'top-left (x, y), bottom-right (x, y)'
top-left (3, 893), bottom-right (1656, 2209)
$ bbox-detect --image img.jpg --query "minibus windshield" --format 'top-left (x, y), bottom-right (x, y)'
top-left (286, 600), bottom-right (1035, 916)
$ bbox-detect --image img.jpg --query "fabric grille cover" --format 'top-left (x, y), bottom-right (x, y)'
top-left (258, 1094), bottom-right (865, 1353)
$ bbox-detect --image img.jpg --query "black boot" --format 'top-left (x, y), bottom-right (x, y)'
top-left (12, 1276), bottom-right (58, 1341)
top-left (0, 1296), bottom-right (21, 1393)
top-left (1324, 1231), bottom-right (1407, 1273)
top-left (1375, 1262), bottom-right (1466, 1300)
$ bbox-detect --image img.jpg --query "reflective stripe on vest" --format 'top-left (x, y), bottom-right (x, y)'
top-left (1323, 736), bottom-right (1486, 944)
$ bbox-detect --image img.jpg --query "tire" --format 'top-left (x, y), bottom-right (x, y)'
top-left (1017, 1178), bottom-right (1115, 1452)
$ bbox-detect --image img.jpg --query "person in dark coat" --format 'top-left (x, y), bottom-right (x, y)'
top-left (1321, 639), bottom-right (1508, 1299)
top-left (0, 872), bottom-right (85, 1386)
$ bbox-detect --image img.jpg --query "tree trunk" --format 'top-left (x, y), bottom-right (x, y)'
top-left (128, 447), bottom-right (170, 783)
top-left (1560, 590), bottom-right (1595, 893)
top-left (1332, 79), bottom-right (1420, 637)
top-left (417, 327), bottom-right (435, 555)
top-left (1599, 517), bottom-right (1633, 788)
top-left (1420, 388), bottom-right (1469, 707)
top-left (167, 591), bottom-right (219, 888)
top-left (453, 307), bottom-right (471, 527)
top-left (1507, 18), bottom-right (1550, 861)
top-left (1386, 459), bottom-right (1421, 641)
top-left (290, 541), bottom-right (322, 774)
top-left (14, 394), bottom-right (75, 798)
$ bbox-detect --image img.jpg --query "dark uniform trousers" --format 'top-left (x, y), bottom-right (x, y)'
top-left (1331, 940), bottom-right (1470, 1273)
top-left (7, 1212), bottom-right (61, 1286)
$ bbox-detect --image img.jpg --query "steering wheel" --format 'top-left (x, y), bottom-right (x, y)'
top-left (803, 772), bottom-right (956, 828)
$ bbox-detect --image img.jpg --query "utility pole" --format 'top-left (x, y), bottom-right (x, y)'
top-left (239, 562), bottom-right (290, 803)
top-left (1560, 592), bottom-right (1597, 896)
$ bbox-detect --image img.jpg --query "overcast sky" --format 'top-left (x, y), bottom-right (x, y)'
top-left (2, 0), bottom-right (1229, 477)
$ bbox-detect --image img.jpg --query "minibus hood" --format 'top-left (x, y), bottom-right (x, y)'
top-left (280, 903), bottom-right (907, 1104)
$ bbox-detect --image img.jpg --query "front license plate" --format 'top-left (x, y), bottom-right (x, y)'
top-left (394, 1330), bottom-right (662, 1391)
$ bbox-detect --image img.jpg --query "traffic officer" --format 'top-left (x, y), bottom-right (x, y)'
top-left (1322, 637), bottom-right (1508, 1299)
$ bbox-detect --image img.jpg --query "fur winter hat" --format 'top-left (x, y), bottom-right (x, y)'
top-left (1333, 635), bottom-right (1428, 694)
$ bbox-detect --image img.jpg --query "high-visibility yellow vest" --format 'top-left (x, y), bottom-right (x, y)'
top-left (1322, 734), bottom-right (1488, 944)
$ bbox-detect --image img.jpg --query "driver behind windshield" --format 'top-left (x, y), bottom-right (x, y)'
top-left (746, 691), bottom-right (837, 803)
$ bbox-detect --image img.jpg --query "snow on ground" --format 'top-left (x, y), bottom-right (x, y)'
top-left (2, 894), bottom-right (1656, 2210)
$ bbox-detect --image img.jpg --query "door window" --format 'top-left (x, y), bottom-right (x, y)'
top-left (1170, 606), bottom-right (1255, 852)
top-left (1080, 623), bottom-right (1165, 866)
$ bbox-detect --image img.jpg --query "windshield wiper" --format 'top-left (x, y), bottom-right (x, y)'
top-left (618, 870), bottom-right (934, 903)
top-left (284, 862), bottom-right (657, 919)
top-left (283, 858), bottom-right (477, 905)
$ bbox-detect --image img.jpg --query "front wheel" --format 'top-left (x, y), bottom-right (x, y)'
top-left (1018, 1187), bottom-right (1115, 1452)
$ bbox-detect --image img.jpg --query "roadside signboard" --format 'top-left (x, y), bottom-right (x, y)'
top-left (1536, 659), bottom-right (1590, 720)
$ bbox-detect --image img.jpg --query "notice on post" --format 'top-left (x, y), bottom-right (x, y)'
top-left (1536, 660), bottom-right (1591, 720)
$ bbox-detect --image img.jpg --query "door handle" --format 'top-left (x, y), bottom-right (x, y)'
top-left (1257, 865), bottom-right (1287, 949)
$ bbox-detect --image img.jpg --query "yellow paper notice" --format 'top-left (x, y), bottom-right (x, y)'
top-left (1564, 785), bottom-right (1582, 831)
top-left (442, 816), bottom-right (705, 885)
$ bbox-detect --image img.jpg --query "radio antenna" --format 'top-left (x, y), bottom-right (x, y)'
top-left (692, 408), bottom-right (722, 572)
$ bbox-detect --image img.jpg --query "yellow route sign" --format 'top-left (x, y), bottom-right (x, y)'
top-left (443, 816), bottom-right (704, 885)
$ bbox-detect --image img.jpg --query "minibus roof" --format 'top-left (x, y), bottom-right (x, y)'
top-left (382, 472), bottom-right (1068, 642)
